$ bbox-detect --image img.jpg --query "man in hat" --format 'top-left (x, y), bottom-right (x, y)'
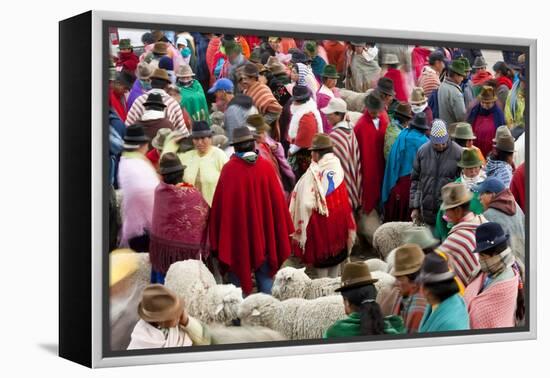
top-left (126, 68), bottom-right (187, 134)
top-left (175, 64), bottom-right (210, 124)
top-left (463, 222), bottom-right (523, 329)
top-left (451, 122), bottom-right (486, 165)
top-left (344, 41), bottom-right (381, 92)
top-left (354, 92), bottom-right (388, 217)
top-left (467, 86), bottom-right (505, 158)
top-left (149, 153), bottom-right (210, 284)
top-left (437, 182), bottom-right (488, 287)
top-left (384, 102), bottom-right (412, 160)
top-left (139, 93), bottom-right (174, 142)
top-left (209, 127), bottom-right (294, 295)
top-left (208, 78), bottom-right (235, 112)
top-left (486, 134), bottom-right (515, 187)
top-left (290, 133), bottom-right (356, 278)
top-left (437, 59), bottom-right (468, 125)
top-left (240, 62), bottom-right (283, 140)
top-left (382, 112), bottom-right (430, 222)
top-left (456, 56), bottom-right (476, 110)
top-left (162, 121), bottom-right (228, 207)
top-left (478, 177), bottom-right (525, 272)
top-left (117, 124), bottom-right (160, 251)
top-left (417, 252), bottom-right (470, 332)
top-left (374, 77), bottom-right (397, 121)
top-left (410, 87), bottom-right (433, 127)
top-left (288, 84), bottom-right (323, 179)
top-left (110, 71), bottom-right (134, 122)
top-left (388, 244), bottom-right (428, 334)
top-left (260, 36), bottom-right (280, 64)
top-left (316, 64), bottom-right (342, 133)
top-left (128, 284), bottom-right (210, 349)
top-left (434, 147), bottom-right (487, 240)
top-left (322, 97), bottom-right (363, 211)
top-left (381, 53), bottom-right (408, 102)
top-left (471, 56), bottom-right (494, 96)
top-left (127, 62), bottom-right (154, 110)
top-left (409, 119), bottom-right (462, 227)
top-left (418, 51), bottom-right (445, 99)
top-left (115, 39), bottom-right (139, 77)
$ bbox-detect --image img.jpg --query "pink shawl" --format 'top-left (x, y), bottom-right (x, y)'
top-left (464, 270), bottom-right (519, 329)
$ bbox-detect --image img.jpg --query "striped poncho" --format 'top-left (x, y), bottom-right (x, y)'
top-left (245, 81), bottom-right (283, 116)
top-left (329, 121), bottom-right (362, 211)
top-left (438, 212), bottom-right (487, 287)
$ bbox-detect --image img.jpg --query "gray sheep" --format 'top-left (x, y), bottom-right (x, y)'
top-left (372, 221), bottom-right (415, 259)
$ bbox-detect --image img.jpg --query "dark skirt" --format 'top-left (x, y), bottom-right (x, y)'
top-left (384, 175), bottom-right (412, 222)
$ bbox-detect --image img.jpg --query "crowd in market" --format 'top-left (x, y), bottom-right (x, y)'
top-left (108, 30), bottom-right (527, 350)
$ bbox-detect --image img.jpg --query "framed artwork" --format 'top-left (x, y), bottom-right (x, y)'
top-left (59, 10), bottom-right (537, 368)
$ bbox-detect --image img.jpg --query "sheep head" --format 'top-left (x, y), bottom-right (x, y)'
top-left (238, 293), bottom-right (280, 327)
top-left (271, 267), bottom-right (309, 300)
top-left (205, 284), bottom-right (243, 325)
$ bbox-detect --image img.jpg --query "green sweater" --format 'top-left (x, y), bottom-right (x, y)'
top-left (323, 312), bottom-right (405, 338)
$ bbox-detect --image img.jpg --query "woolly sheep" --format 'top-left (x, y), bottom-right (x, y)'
top-left (385, 248), bottom-right (397, 274)
top-left (208, 324), bottom-right (287, 344)
top-left (210, 111), bottom-right (225, 128)
top-left (238, 293), bottom-right (346, 340)
top-left (365, 258), bottom-right (388, 273)
top-left (164, 260), bottom-right (243, 325)
top-left (371, 270), bottom-right (396, 295)
top-left (271, 267), bottom-right (340, 300)
top-left (372, 221), bottom-right (415, 258)
top-left (339, 88), bottom-right (367, 112)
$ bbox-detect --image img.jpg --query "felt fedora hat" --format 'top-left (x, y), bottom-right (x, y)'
top-left (291, 85), bottom-right (311, 101)
top-left (290, 51), bottom-right (310, 64)
top-left (402, 227), bottom-right (440, 250)
top-left (478, 85), bottom-right (497, 102)
top-left (452, 122), bottom-right (476, 140)
top-left (376, 77), bottom-right (396, 96)
top-left (472, 56), bottom-right (488, 69)
top-left (321, 64), bottom-right (340, 79)
top-left (381, 53), bottom-right (400, 65)
top-left (246, 114), bottom-right (271, 134)
top-left (394, 102), bottom-right (413, 120)
top-left (151, 128), bottom-right (172, 150)
top-left (137, 62), bottom-right (154, 80)
top-left (473, 222), bottom-right (509, 253)
top-left (230, 126), bottom-right (255, 145)
top-left (159, 152), bottom-right (186, 175)
top-left (118, 39), bottom-right (133, 50)
top-left (392, 244), bottom-right (426, 277)
top-left (493, 125), bottom-right (512, 143)
top-left (241, 62), bottom-right (260, 77)
top-left (190, 121), bottom-right (213, 139)
top-left (457, 56), bottom-right (472, 72)
top-left (364, 92), bottom-right (384, 112)
top-left (137, 284), bottom-right (184, 323)
top-left (457, 148), bottom-right (483, 169)
top-left (124, 124), bottom-right (150, 145)
top-left (143, 93), bottom-right (167, 108)
top-left (409, 112), bottom-right (429, 131)
top-left (152, 42), bottom-right (168, 55)
top-left (410, 87), bottom-right (428, 105)
top-left (335, 262), bottom-right (378, 292)
top-left (309, 133), bottom-right (333, 151)
top-left (175, 64), bottom-right (195, 78)
top-left (150, 68), bottom-right (171, 82)
top-left (416, 252), bottom-right (455, 284)
top-left (265, 56), bottom-right (287, 75)
top-left (449, 59), bottom-right (467, 77)
top-left (495, 135), bottom-right (515, 153)
top-left (440, 182), bottom-right (473, 210)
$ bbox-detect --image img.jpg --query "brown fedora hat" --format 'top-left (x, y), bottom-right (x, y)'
top-left (335, 262), bottom-right (378, 292)
top-left (394, 102), bottom-right (413, 120)
top-left (478, 85), bottom-right (497, 102)
top-left (495, 135), bottom-right (515, 153)
top-left (265, 56), bottom-right (287, 76)
top-left (392, 244), bottom-right (425, 277)
top-left (440, 182), bottom-right (473, 210)
top-left (137, 284), bottom-right (183, 323)
top-left (246, 114), bottom-right (271, 134)
top-left (152, 42), bottom-right (168, 55)
top-left (150, 68), bottom-right (171, 82)
top-left (410, 87), bottom-right (427, 105)
top-left (230, 126), bottom-right (255, 145)
top-left (309, 133), bottom-right (333, 151)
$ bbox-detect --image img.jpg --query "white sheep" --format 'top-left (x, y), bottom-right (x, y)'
top-left (371, 270), bottom-right (396, 295)
top-left (164, 260), bottom-right (243, 325)
top-left (208, 324), bottom-right (287, 344)
top-left (238, 293), bottom-right (346, 340)
top-left (365, 258), bottom-right (389, 273)
top-left (385, 248), bottom-right (397, 274)
top-left (372, 221), bottom-right (415, 259)
top-left (339, 88), bottom-right (368, 112)
top-left (271, 267), bottom-right (340, 301)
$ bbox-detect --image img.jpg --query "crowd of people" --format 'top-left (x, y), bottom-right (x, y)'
top-left (108, 30), bottom-right (527, 350)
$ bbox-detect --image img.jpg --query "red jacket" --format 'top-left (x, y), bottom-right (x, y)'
top-left (294, 113), bottom-right (318, 149)
top-left (354, 110), bottom-right (388, 213)
top-left (116, 51), bottom-right (139, 74)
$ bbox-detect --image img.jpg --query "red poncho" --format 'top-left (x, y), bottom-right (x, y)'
top-left (354, 110), bottom-right (388, 214)
top-left (209, 155), bottom-right (294, 295)
top-left (150, 182), bottom-right (210, 274)
top-left (411, 46), bottom-right (432, 84)
top-left (116, 51), bottom-right (139, 74)
top-left (109, 87), bottom-right (127, 122)
top-left (384, 68), bottom-right (408, 102)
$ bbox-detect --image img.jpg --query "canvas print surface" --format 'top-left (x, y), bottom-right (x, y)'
top-left (106, 25), bottom-right (528, 354)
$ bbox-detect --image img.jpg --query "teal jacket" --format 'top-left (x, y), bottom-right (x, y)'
top-left (418, 293), bottom-right (470, 333)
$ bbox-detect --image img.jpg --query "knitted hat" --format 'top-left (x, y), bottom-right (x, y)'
top-left (473, 222), bottom-right (509, 254)
top-left (138, 284), bottom-right (184, 323)
top-left (477, 177), bottom-right (506, 194)
top-left (176, 35), bottom-right (188, 47)
top-left (452, 122), bottom-right (476, 140)
top-left (159, 152), bottom-right (186, 175)
top-left (136, 62), bottom-right (154, 80)
top-left (457, 148), bottom-right (483, 169)
top-left (392, 244), bottom-right (425, 277)
top-left (430, 119), bottom-right (449, 144)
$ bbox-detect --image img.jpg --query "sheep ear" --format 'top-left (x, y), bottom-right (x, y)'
top-left (299, 267), bottom-right (306, 272)
top-left (251, 309), bottom-right (261, 317)
top-left (215, 304), bottom-right (224, 315)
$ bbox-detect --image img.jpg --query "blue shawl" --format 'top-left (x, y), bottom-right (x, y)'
top-left (418, 293), bottom-right (470, 333)
top-left (467, 103), bottom-right (505, 127)
top-left (381, 128), bottom-right (429, 204)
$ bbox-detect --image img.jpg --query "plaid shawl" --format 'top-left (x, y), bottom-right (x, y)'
top-left (392, 291), bottom-right (428, 334)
